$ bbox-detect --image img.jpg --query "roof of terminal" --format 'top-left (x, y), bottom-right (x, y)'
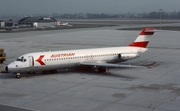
top-left (18, 17), bottom-right (57, 23)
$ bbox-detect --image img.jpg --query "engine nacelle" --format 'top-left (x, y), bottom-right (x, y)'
top-left (118, 53), bottom-right (139, 61)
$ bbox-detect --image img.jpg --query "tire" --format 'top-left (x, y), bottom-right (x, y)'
top-left (16, 75), bottom-right (21, 78)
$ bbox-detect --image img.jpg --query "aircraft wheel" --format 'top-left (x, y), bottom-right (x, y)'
top-left (98, 67), bottom-right (106, 73)
top-left (16, 75), bottom-right (21, 78)
top-left (16, 73), bottom-right (21, 78)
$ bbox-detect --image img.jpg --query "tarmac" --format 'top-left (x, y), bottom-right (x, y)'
top-left (0, 19), bottom-right (180, 111)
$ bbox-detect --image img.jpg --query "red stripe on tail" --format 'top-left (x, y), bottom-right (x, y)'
top-left (140, 28), bottom-right (155, 35)
top-left (128, 28), bottom-right (156, 48)
top-left (129, 41), bottom-right (149, 48)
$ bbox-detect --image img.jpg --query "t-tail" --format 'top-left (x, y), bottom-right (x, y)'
top-left (129, 28), bottom-right (156, 48)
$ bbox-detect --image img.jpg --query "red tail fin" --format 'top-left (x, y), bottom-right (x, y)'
top-left (129, 28), bottom-right (156, 48)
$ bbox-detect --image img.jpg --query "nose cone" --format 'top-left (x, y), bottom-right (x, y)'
top-left (6, 62), bottom-right (17, 73)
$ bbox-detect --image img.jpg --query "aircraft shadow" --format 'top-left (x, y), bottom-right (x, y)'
top-left (0, 68), bottom-right (135, 80)
top-left (74, 68), bottom-right (135, 80)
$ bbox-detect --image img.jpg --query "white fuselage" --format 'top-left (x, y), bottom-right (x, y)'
top-left (7, 46), bottom-right (147, 73)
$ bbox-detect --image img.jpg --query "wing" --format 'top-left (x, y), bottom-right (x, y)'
top-left (80, 61), bottom-right (147, 68)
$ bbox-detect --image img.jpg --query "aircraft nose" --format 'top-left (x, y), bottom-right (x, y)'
top-left (5, 63), bottom-right (16, 73)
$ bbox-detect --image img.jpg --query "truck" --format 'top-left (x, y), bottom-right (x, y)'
top-left (0, 49), bottom-right (6, 63)
top-left (5, 22), bottom-right (19, 31)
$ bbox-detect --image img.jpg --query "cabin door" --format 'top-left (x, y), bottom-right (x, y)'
top-left (28, 56), bottom-right (34, 67)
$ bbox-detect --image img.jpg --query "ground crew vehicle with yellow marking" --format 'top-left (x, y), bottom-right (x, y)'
top-left (0, 49), bottom-right (6, 63)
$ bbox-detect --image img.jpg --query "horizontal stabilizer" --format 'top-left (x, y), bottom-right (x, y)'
top-left (146, 30), bottom-right (176, 32)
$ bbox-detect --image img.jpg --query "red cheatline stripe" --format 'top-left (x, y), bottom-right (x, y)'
top-left (129, 41), bottom-right (149, 48)
top-left (140, 28), bottom-right (155, 35)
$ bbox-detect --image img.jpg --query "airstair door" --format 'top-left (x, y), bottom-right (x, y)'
top-left (28, 56), bottom-right (34, 67)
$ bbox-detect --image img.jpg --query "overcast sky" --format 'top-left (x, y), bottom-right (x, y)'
top-left (0, 0), bottom-right (180, 14)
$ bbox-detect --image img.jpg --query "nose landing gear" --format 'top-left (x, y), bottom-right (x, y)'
top-left (16, 73), bottom-right (21, 78)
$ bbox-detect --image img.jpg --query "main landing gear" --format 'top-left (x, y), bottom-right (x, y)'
top-left (98, 67), bottom-right (106, 73)
top-left (98, 67), bottom-right (111, 73)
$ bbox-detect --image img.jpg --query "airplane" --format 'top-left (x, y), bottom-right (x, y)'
top-left (61, 22), bottom-right (73, 27)
top-left (61, 22), bottom-right (68, 26)
top-left (5, 28), bottom-right (156, 78)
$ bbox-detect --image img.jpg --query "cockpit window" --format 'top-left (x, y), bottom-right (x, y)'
top-left (16, 56), bottom-right (26, 62)
top-left (16, 58), bottom-right (21, 61)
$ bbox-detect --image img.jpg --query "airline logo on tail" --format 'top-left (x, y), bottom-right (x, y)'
top-left (129, 28), bottom-right (155, 48)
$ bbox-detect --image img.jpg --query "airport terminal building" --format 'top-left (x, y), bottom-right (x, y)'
top-left (18, 17), bottom-right (57, 28)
